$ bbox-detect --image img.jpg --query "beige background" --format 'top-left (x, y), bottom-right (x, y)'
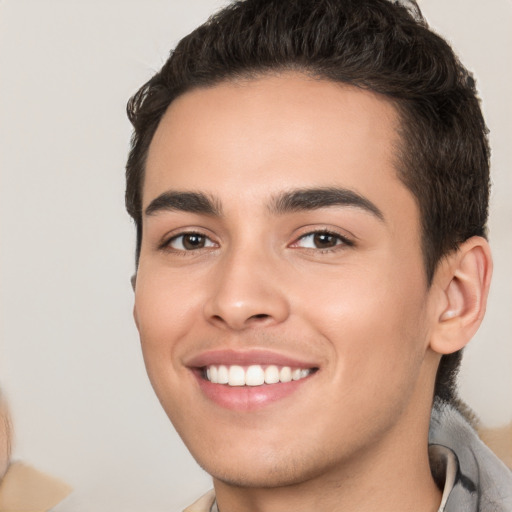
top-left (0, 1), bottom-right (510, 510)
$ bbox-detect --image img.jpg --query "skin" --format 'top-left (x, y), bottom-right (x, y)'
top-left (134, 73), bottom-right (491, 512)
top-left (0, 394), bottom-right (11, 480)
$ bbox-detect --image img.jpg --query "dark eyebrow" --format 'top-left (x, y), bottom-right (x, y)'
top-left (269, 187), bottom-right (384, 221)
top-left (144, 191), bottom-right (222, 217)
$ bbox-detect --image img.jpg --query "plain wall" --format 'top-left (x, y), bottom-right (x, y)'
top-left (0, 1), bottom-right (510, 510)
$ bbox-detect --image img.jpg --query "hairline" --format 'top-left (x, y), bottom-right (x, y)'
top-left (134, 70), bottom-right (436, 283)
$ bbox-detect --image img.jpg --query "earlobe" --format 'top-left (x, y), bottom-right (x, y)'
top-left (430, 236), bottom-right (492, 355)
top-left (133, 304), bottom-right (140, 331)
top-left (131, 274), bottom-right (140, 330)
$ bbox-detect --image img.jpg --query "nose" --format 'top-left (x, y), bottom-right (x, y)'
top-left (203, 247), bottom-right (290, 331)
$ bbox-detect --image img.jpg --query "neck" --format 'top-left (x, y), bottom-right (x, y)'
top-left (214, 449), bottom-right (440, 512)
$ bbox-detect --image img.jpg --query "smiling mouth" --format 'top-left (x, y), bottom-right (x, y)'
top-left (202, 364), bottom-right (317, 387)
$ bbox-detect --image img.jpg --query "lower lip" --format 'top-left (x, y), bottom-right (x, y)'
top-left (194, 371), bottom-right (313, 411)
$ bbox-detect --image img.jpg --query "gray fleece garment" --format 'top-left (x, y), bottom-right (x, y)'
top-left (429, 398), bottom-right (512, 511)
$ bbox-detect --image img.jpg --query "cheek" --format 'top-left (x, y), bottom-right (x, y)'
top-left (134, 274), bottom-right (202, 421)
top-left (134, 271), bottom-right (201, 364)
top-left (300, 263), bottom-right (429, 394)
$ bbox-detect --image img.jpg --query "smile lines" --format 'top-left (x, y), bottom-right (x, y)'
top-left (204, 364), bottom-right (315, 387)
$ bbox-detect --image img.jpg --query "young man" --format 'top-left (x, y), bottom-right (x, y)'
top-left (125, 0), bottom-right (512, 510)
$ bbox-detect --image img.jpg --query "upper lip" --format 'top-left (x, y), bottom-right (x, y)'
top-left (186, 349), bottom-right (319, 369)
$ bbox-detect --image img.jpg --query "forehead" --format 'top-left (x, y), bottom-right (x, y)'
top-left (143, 73), bottom-right (412, 220)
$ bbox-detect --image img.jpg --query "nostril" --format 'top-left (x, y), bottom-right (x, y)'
top-left (246, 314), bottom-right (274, 325)
top-left (209, 312), bottom-right (274, 330)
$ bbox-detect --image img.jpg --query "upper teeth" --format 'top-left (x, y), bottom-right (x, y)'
top-left (205, 365), bottom-right (312, 387)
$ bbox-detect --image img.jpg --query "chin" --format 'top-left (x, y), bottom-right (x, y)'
top-left (190, 439), bottom-right (340, 490)
top-left (203, 461), bottom-right (319, 489)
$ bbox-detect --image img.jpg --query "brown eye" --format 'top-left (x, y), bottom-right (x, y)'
top-left (293, 231), bottom-right (352, 250)
top-left (182, 234), bottom-right (206, 250)
top-left (168, 233), bottom-right (215, 251)
top-left (312, 233), bottom-right (338, 248)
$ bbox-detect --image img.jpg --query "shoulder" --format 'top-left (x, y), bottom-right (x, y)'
top-left (0, 461), bottom-right (72, 511)
top-left (430, 399), bottom-right (512, 512)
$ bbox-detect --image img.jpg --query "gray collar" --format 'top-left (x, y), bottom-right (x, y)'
top-left (429, 398), bottom-right (512, 511)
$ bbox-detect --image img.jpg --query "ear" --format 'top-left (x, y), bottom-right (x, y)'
top-left (133, 304), bottom-right (140, 331)
top-left (429, 236), bottom-right (492, 355)
top-left (131, 274), bottom-right (140, 330)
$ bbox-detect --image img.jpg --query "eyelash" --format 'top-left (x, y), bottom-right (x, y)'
top-left (160, 231), bottom-right (218, 253)
top-left (160, 229), bottom-right (354, 254)
top-left (291, 229), bottom-right (354, 253)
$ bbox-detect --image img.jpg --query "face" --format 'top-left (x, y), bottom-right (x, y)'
top-left (134, 73), bottom-right (441, 488)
